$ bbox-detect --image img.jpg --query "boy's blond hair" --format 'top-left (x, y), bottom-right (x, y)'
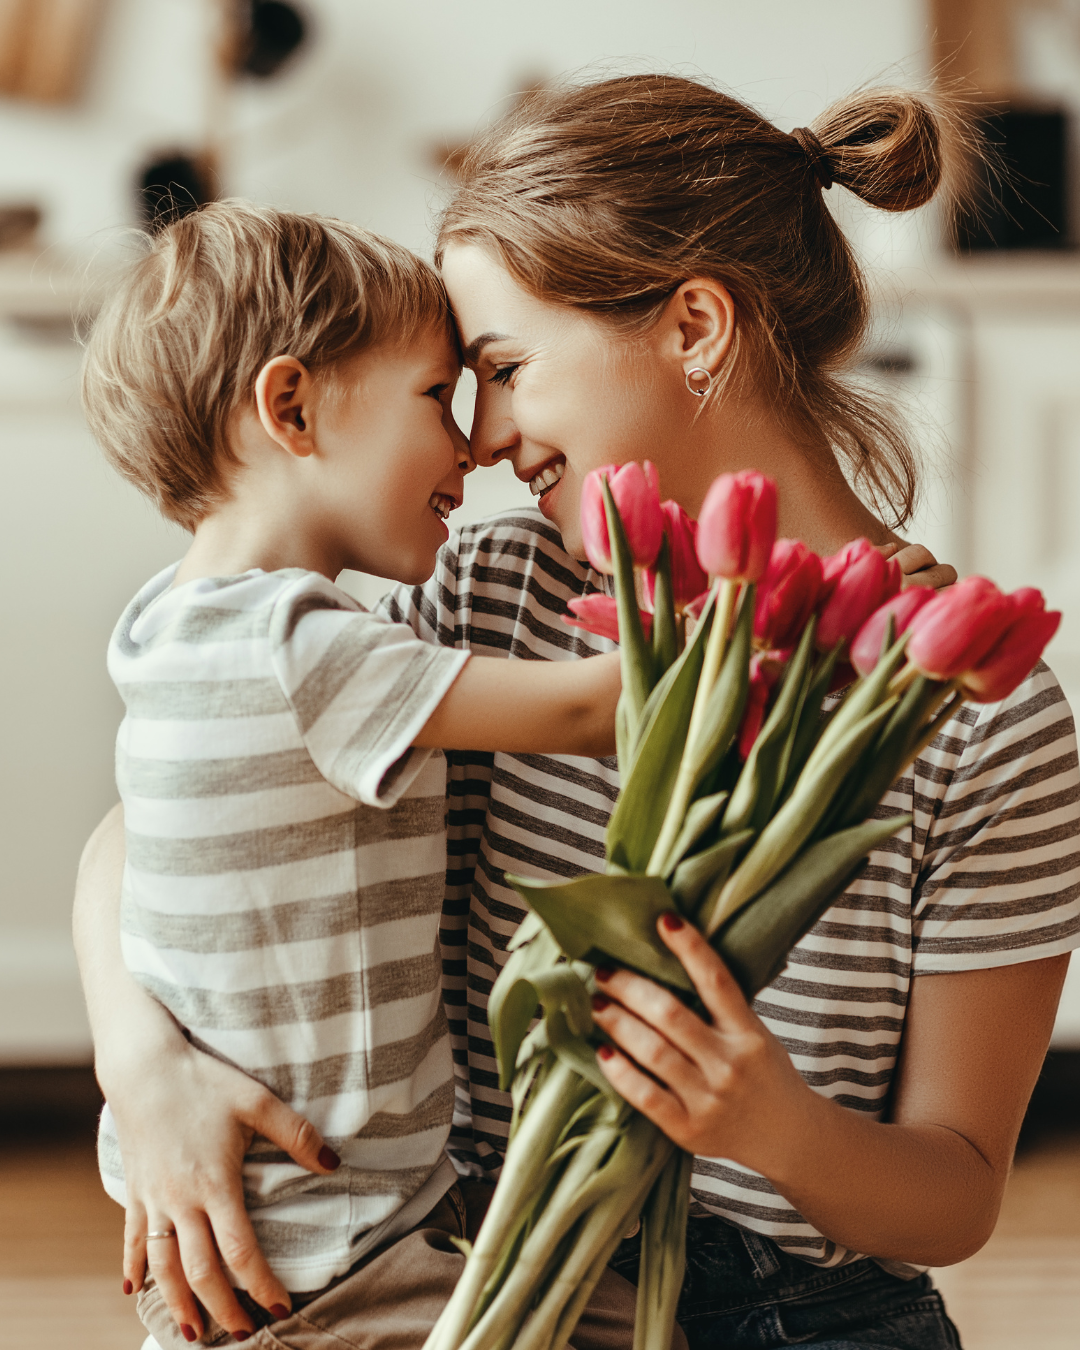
top-left (82, 200), bottom-right (452, 529)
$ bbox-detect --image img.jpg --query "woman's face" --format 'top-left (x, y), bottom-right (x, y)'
top-left (441, 244), bottom-right (693, 559)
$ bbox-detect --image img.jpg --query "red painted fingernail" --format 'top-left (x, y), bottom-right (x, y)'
top-left (594, 967), bottom-right (614, 983)
top-left (596, 1044), bottom-right (615, 1060)
top-left (591, 993), bottom-right (610, 1011)
top-left (180, 1326), bottom-right (197, 1344)
top-left (122, 1279), bottom-right (133, 1296)
top-left (318, 1145), bottom-right (341, 1170)
top-left (661, 912), bottom-right (685, 931)
top-left (268, 1304), bottom-right (290, 1320)
top-left (233, 1333), bottom-right (251, 1343)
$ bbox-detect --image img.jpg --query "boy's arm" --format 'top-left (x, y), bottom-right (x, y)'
top-left (73, 807), bottom-right (335, 1341)
top-left (414, 651), bottom-right (621, 755)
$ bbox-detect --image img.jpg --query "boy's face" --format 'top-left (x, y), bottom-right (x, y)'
top-left (315, 327), bottom-right (472, 584)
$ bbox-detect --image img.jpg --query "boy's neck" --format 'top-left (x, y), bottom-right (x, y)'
top-left (174, 495), bottom-right (344, 587)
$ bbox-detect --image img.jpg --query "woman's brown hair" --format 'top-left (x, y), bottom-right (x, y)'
top-left (437, 75), bottom-right (955, 529)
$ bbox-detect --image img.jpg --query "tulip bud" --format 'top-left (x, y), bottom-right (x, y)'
top-left (961, 588), bottom-right (1061, 702)
top-left (850, 586), bottom-right (937, 678)
top-left (754, 539), bottom-right (823, 651)
top-left (905, 576), bottom-right (1015, 680)
top-left (563, 594), bottom-right (652, 644)
top-left (643, 500), bottom-right (709, 612)
top-left (580, 462), bottom-right (664, 574)
top-left (695, 471), bottom-right (777, 582)
top-left (816, 539), bottom-right (902, 651)
top-left (737, 653), bottom-right (783, 760)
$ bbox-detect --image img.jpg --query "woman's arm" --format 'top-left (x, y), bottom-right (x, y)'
top-left (590, 915), bottom-right (1068, 1267)
top-left (415, 651), bottom-right (620, 756)
top-left (73, 807), bottom-right (338, 1340)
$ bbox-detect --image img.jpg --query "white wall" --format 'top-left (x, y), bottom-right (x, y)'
top-left (1, 1), bottom-right (947, 1060)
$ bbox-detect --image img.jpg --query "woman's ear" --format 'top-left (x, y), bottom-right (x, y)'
top-left (660, 278), bottom-right (737, 382)
top-left (254, 356), bottom-right (317, 457)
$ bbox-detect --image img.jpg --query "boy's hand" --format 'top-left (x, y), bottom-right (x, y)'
top-left (879, 541), bottom-right (956, 591)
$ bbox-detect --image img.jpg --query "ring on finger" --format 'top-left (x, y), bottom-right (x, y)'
top-left (146, 1229), bottom-right (177, 1241)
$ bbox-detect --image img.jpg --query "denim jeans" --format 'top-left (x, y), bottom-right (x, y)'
top-left (610, 1215), bottom-right (963, 1349)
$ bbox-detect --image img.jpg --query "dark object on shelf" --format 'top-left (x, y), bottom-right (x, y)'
top-left (0, 1066), bottom-right (102, 1139)
top-left (1017, 1049), bottom-right (1080, 1150)
top-left (238, 1), bottom-right (307, 78)
top-left (137, 154), bottom-right (213, 233)
top-left (954, 107), bottom-right (1071, 252)
top-left (0, 203), bottom-right (42, 250)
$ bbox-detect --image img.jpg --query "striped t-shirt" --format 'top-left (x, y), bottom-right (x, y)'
top-left (381, 509), bottom-right (1080, 1274)
top-left (98, 564), bottom-right (469, 1292)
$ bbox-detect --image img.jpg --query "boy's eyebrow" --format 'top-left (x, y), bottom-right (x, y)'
top-left (463, 331), bottom-right (512, 364)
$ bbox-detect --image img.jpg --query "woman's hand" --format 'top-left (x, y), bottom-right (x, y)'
top-left (111, 1035), bottom-right (339, 1341)
top-left (589, 913), bottom-right (807, 1168)
top-left (74, 806), bottom-right (339, 1341)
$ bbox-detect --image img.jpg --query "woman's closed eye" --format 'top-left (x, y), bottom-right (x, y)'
top-left (487, 363), bottom-right (520, 387)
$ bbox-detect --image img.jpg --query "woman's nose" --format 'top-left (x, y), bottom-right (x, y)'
top-left (469, 385), bottom-right (519, 468)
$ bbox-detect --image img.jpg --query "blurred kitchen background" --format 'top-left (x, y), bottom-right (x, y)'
top-left (1, 2), bottom-right (1079, 1347)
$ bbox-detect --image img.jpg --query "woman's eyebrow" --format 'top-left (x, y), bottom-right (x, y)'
top-left (463, 331), bottom-right (512, 364)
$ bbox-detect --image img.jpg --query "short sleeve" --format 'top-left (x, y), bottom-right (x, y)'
top-left (269, 573), bottom-right (468, 808)
top-left (912, 662), bottom-right (1080, 972)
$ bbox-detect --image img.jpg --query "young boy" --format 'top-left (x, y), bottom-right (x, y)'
top-left (82, 201), bottom-right (630, 1349)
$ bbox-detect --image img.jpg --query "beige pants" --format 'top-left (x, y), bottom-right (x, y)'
top-left (138, 1181), bottom-right (686, 1350)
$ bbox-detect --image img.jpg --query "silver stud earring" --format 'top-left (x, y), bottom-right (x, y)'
top-left (685, 367), bottom-right (713, 398)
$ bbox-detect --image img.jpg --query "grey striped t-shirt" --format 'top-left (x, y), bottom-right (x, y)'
top-left (381, 510), bottom-right (1080, 1274)
top-left (98, 564), bottom-right (469, 1292)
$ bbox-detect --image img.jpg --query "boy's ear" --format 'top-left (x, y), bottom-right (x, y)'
top-left (658, 278), bottom-right (737, 382)
top-left (254, 356), bottom-right (317, 458)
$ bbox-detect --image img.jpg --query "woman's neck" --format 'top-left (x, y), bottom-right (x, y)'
top-left (673, 395), bottom-right (900, 557)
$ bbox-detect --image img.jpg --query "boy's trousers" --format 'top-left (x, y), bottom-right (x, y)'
top-left (137, 1180), bottom-right (687, 1350)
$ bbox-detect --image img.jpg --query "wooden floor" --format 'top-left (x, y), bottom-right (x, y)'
top-left (2, 1128), bottom-right (1078, 1349)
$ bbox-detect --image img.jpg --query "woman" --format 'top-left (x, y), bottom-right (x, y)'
top-left (76, 76), bottom-right (1079, 1349)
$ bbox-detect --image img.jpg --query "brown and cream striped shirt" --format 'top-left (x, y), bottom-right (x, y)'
top-left (99, 565), bottom-right (469, 1292)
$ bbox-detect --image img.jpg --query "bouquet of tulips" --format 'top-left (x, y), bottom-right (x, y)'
top-left (426, 466), bottom-right (1060, 1350)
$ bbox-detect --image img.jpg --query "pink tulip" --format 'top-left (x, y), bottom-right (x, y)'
top-left (737, 653), bottom-right (783, 759)
top-left (754, 539), bottom-right (823, 650)
top-left (580, 462), bottom-right (664, 574)
top-left (562, 594), bottom-right (652, 644)
top-left (816, 538), bottom-right (902, 650)
top-left (850, 586), bottom-right (937, 677)
top-left (695, 471), bottom-right (777, 582)
top-left (960, 588), bottom-right (1061, 703)
top-left (643, 500), bottom-right (710, 612)
top-left (905, 576), bottom-right (1015, 680)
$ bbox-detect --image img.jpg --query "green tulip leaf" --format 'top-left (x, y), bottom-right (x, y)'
top-left (650, 534), bottom-right (678, 679)
top-left (724, 618), bottom-right (818, 838)
top-left (704, 697), bottom-right (898, 934)
top-left (604, 594), bottom-right (714, 872)
top-left (487, 920), bottom-right (562, 1089)
top-left (658, 791), bottom-right (729, 880)
top-left (604, 481), bottom-right (654, 728)
top-left (506, 871), bottom-right (693, 992)
top-left (687, 584), bottom-right (754, 791)
top-left (670, 828), bottom-right (753, 916)
top-left (712, 813), bottom-right (912, 997)
top-left (777, 642), bottom-right (842, 805)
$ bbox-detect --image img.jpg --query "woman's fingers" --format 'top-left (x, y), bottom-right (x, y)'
top-left (593, 1039), bottom-right (691, 1143)
top-left (244, 1086), bottom-right (339, 1176)
top-left (123, 1201), bottom-right (149, 1295)
top-left (653, 914), bottom-right (755, 1030)
top-left (143, 1220), bottom-right (211, 1343)
top-left (205, 1192), bottom-right (291, 1324)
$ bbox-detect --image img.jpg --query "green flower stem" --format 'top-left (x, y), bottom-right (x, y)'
top-left (646, 578), bottom-right (739, 875)
top-left (459, 1120), bottom-right (631, 1350)
top-left (505, 1122), bottom-right (674, 1350)
top-left (634, 1148), bottom-right (692, 1350)
top-left (425, 1061), bottom-right (594, 1350)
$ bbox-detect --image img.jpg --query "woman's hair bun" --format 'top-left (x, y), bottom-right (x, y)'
top-left (812, 89), bottom-right (944, 213)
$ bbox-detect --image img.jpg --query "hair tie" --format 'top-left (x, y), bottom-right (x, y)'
top-left (791, 127), bottom-right (834, 191)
